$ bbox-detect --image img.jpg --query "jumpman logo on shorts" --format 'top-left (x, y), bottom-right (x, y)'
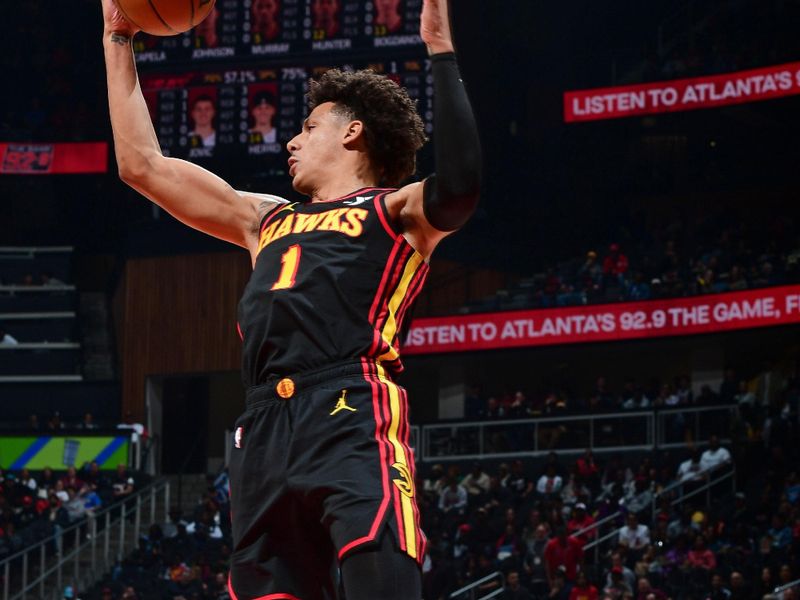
top-left (330, 390), bottom-right (357, 415)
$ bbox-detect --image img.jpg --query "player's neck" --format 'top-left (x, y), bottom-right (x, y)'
top-left (310, 176), bottom-right (378, 203)
top-left (309, 160), bottom-right (381, 202)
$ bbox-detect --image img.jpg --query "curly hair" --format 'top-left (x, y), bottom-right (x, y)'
top-left (308, 68), bottom-right (427, 187)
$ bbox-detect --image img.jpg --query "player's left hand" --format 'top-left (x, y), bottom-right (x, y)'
top-left (420, 0), bottom-right (455, 55)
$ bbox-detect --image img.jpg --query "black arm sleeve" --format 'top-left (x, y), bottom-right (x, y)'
top-left (423, 52), bottom-right (482, 232)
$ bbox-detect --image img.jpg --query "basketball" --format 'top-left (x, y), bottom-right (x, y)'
top-left (114, 0), bottom-right (216, 36)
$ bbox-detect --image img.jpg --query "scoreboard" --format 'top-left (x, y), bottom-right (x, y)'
top-left (134, 0), bottom-right (424, 65)
top-left (134, 0), bottom-right (430, 173)
top-left (141, 59), bottom-right (433, 163)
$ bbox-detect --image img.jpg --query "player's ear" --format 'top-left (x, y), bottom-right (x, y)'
top-left (342, 120), bottom-right (366, 148)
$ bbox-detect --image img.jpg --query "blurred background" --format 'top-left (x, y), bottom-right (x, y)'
top-left (1, 0), bottom-right (799, 598)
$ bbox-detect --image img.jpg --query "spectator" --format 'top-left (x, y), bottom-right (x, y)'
top-left (603, 567), bottom-right (633, 600)
top-left (728, 571), bottom-right (750, 599)
top-left (112, 464), bottom-right (135, 499)
top-left (625, 478), bottom-right (654, 515)
top-left (627, 272), bottom-right (651, 301)
top-left (523, 524), bottom-right (550, 594)
top-left (28, 414), bottom-right (41, 431)
top-left (687, 535), bottom-right (717, 571)
top-left (767, 515), bottom-right (792, 550)
top-left (705, 572), bottom-right (732, 599)
top-left (438, 478), bottom-right (468, 514)
top-left (424, 464), bottom-right (446, 497)
top-left (60, 466), bottom-right (84, 490)
top-left (569, 571), bottom-right (599, 600)
top-left (503, 569), bottom-right (533, 600)
top-left (700, 436), bottom-right (732, 473)
top-left (576, 450), bottom-right (600, 491)
top-left (506, 460), bottom-right (534, 506)
top-left (78, 412), bottom-right (98, 430)
top-left (0, 325), bottom-right (18, 346)
top-left (636, 576), bottom-right (667, 600)
top-left (603, 243), bottom-right (630, 286)
top-left (567, 504), bottom-right (596, 544)
top-left (677, 449), bottom-right (706, 484)
top-left (495, 523), bottom-right (523, 565)
top-left (605, 552), bottom-right (637, 591)
top-left (461, 462), bottom-right (491, 498)
top-left (618, 513), bottom-right (651, 552)
top-left (543, 526), bottom-right (584, 588)
top-left (537, 464), bottom-right (564, 498)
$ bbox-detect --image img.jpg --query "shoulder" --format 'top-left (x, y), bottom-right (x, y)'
top-left (238, 191), bottom-right (290, 229)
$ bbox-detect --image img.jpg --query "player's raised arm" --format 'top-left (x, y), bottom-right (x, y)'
top-left (388, 0), bottom-right (482, 256)
top-left (100, 0), bottom-right (284, 257)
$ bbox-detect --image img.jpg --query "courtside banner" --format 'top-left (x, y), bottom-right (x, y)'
top-left (564, 61), bottom-right (800, 123)
top-left (403, 285), bottom-right (800, 355)
top-left (0, 142), bottom-right (108, 174)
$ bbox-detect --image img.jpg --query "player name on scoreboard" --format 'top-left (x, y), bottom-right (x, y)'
top-left (140, 60), bottom-right (433, 162)
top-left (134, 0), bottom-right (424, 65)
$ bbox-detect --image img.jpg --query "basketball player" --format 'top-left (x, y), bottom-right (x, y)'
top-left (312, 0), bottom-right (340, 38)
top-left (251, 0), bottom-right (281, 42)
top-left (248, 90), bottom-right (278, 143)
top-left (188, 95), bottom-right (217, 148)
top-left (375, 0), bottom-right (403, 33)
top-left (101, 0), bottom-right (480, 597)
top-left (194, 5), bottom-right (220, 47)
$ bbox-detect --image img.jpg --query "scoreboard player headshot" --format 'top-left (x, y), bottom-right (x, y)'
top-left (312, 0), bottom-right (340, 38)
top-left (194, 6), bottom-right (220, 48)
top-left (374, 0), bottom-right (403, 33)
top-left (248, 89), bottom-right (278, 143)
top-left (188, 93), bottom-right (217, 148)
top-left (251, 0), bottom-right (280, 42)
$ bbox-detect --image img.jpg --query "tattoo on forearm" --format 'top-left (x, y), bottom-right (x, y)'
top-left (110, 33), bottom-right (130, 45)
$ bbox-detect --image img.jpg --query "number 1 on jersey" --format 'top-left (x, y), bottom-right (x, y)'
top-left (271, 244), bottom-right (302, 290)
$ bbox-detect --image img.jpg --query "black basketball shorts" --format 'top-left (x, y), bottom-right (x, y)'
top-left (227, 358), bottom-right (426, 600)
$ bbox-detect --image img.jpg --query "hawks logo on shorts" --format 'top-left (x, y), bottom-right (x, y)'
top-left (234, 426), bottom-right (243, 449)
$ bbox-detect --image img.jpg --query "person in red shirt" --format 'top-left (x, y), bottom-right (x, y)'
top-left (567, 504), bottom-right (596, 545)
top-left (569, 571), bottom-right (598, 600)
top-left (59, 466), bottom-right (85, 491)
top-left (686, 535), bottom-right (716, 571)
top-left (544, 526), bottom-right (584, 587)
top-left (602, 243), bottom-right (629, 289)
top-left (576, 450), bottom-right (600, 490)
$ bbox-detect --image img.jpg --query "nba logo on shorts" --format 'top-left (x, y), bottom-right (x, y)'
top-left (234, 427), bottom-right (244, 449)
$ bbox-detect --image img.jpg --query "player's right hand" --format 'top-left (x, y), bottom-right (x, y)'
top-left (101, 0), bottom-right (140, 37)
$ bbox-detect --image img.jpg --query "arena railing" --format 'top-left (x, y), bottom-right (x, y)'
top-left (418, 405), bottom-right (736, 462)
top-left (583, 463), bottom-right (736, 563)
top-left (774, 578), bottom-right (800, 597)
top-left (449, 571), bottom-right (505, 600)
top-left (0, 478), bottom-right (170, 600)
top-left (651, 461), bottom-right (736, 516)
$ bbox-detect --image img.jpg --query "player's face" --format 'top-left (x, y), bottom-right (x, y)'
top-left (313, 0), bottom-right (338, 19)
top-left (252, 102), bottom-right (276, 127)
top-left (197, 7), bottom-right (219, 33)
top-left (192, 100), bottom-right (215, 127)
top-left (253, 0), bottom-right (279, 19)
top-left (375, 0), bottom-right (399, 15)
top-left (286, 102), bottom-right (351, 194)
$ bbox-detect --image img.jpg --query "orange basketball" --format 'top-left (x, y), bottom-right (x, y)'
top-left (115, 0), bottom-right (217, 36)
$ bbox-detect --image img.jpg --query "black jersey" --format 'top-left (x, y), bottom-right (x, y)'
top-left (237, 187), bottom-right (430, 386)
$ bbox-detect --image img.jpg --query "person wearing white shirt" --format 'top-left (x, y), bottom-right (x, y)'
top-left (0, 326), bottom-right (18, 346)
top-left (536, 465), bottom-right (563, 496)
top-left (461, 462), bottom-right (491, 496)
top-left (439, 480), bottom-right (468, 513)
top-left (700, 435), bottom-right (732, 473)
top-left (677, 449), bottom-right (705, 483)
top-left (618, 513), bottom-right (650, 550)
